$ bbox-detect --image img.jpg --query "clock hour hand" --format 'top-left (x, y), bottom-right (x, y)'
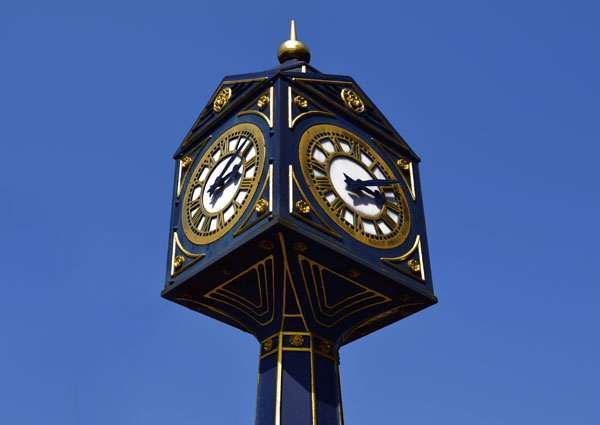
top-left (344, 174), bottom-right (384, 202)
top-left (208, 138), bottom-right (248, 196)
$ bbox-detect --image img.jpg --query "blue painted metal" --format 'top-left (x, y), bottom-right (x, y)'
top-left (162, 58), bottom-right (437, 425)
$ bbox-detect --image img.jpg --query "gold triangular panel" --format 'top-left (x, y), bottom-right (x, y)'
top-left (204, 256), bottom-right (275, 326)
top-left (288, 165), bottom-right (342, 240)
top-left (237, 86), bottom-right (274, 128)
top-left (291, 77), bottom-right (413, 155)
top-left (287, 86), bottom-right (336, 129)
top-left (380, 234), bottom-right (426, 282)
top-left (170, 231), bottom-right (205, 278)
top-left (297, 255), bottom-right (392, 327)
top-left (233, 164), bottom-right (273, 237)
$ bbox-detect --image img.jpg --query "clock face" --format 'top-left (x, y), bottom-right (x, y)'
top-left (299, 124), bottom-right (410, 248)
top-left (181, 123), bottom-right (266, 245)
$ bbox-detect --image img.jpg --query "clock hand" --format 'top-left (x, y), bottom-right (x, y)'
top-left (355, 178), bottom-right (400, 187)
top-left (208, 138), bottom-right (248, 196)
top-left (343, 174), bottom-right (384, 202)
top-left (221, 161), bottom-right (243, 183)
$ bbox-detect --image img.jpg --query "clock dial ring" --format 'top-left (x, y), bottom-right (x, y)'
top-left (299, 124), bottom-right (410, 249)
top-left (181, 123), bottom-right (266, 245)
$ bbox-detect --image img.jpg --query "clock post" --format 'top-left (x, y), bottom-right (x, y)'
top-left (162, 21), bottom-right (437, 425)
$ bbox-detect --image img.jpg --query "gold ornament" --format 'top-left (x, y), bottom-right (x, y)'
top-left (180, 156), bottom-right (192, 168)
top-left (407, 259), bottom-right (421, 273)
top-left (294, 95), bottom-right (308, 110)
top-left (347, 268), bottom-right (361, 279)
top-left (173, 255), bottom-right (184, 269)
top-left (255, 199), bottom-right (269, 214)
top-left (259, 240), bottom-right (275, 251)
top-left (277, 20), bottom-right (311, 64)
top-left (213, 87), bottom-right (232, 112)
top-left (397, 158), bottom-right (410, 170)
top-left (295, 200), bottom-right (311, 215)
top-left (319, 340), bottom-right (333, 354)
top-left (289, 335), bottom-right (304, 347)
top-left (340, 88), bottom-right (365, 114)
top-left (257, 95), bottom-right (269, 110)
top-left (263, 339), bottom-right (273, 352)
top-left (293, 242), bottom-right (308, 252)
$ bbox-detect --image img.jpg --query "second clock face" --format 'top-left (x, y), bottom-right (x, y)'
top-left (299, 124), bottom-right (410, 249)
top-left (181, 123), bottom-right (266, 245)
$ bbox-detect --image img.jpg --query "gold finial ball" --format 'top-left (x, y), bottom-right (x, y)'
top-left (278, 20), bottom-right (311, 64)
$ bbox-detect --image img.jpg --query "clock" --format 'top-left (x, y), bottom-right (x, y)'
top-left (298, 124), bottom-right (410, 249)
top-left (181, 122), bottom-right (266, 245)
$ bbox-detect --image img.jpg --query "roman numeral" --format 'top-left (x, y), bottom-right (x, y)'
top-left (311, 161), bottom-right (328, 175)
top-left (314, 177), bottom-right (332, 192)
top-left (216, 212), bottom-right (224, 228)
top-left (244, 156), bottom-right (256, 169)
top-left (190, 210), bottom-right (204, 228)
top-left (330, 136), bottom-right (343, 153)
top-left (350, 141), bottom-right (361, 159)
top-left (385, 200), bottom-right (401, 214)
top-left (200, 216), bottom-right (212, 233)
top-left (188, 198), bottom-right (202, 211)
top-left (240, 178), bottom-right (253, 191)
top-left (381, 213), bottom-right (397, 230)
top-left (330, 197), bottom-right (345, 216)
top-left (353, 212), bottom-right (363, 231)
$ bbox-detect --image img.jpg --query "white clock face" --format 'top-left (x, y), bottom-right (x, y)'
top-left (181, 123), bottom-right (265, 245)
top-left (299, 124), bottom-right (411, 248)
top-left (197, 137), bottom-right (254, 214)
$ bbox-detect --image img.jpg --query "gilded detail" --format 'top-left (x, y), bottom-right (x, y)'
top-left (180, 156), bottom-right (192, 168)
top-left (173, 255), bottom-right (184, 269)
top-left (397, 158), bottom-right (410, 170)
top-left (294, 95), bottom-right (308, 110)
top-left (408, 259), bottom-right (421, 273)
top-left (289, 335), bottom-right (304, 347)
top-left (340, 88), bottom-right (365, 114)
top-left (293, 242), bottom-right (308, 252)
top-left (347, 268), bottom-right (361, 279)
top-left (296, 200), bottom-right (311, 215)
top-left (255, 199), bottom-right (269, 214)
top-left (263, 339), bottom-right (273, 352)
top-left (259, 240), bottom-right (275, 251)
top-left (257, 95), bottom-right (269, 110)
top-left (319, 340), bottom-right (333, 354)
top-left (213, 87), bottom-right (232, 112)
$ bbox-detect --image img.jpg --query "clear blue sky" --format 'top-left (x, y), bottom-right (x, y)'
top-left (1, 1), bottom-right (599, 424)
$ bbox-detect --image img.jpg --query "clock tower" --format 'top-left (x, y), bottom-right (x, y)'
top-left (162, 21), bottom-right (437, 425)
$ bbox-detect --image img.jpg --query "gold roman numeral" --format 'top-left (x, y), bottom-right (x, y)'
top-left (314, 177), bottom-right (333, 192)
top-left (381, 213), bottom-right (397, 230)
top-left (190, 210), bottom-right (204, 228)
top-left (311, 161), bottom-right (328, 175)
top-left (240, 178), bottom-right (253, 191)
top-left (330, 197), bottom-right (345, 216)
top-left (200, 216), bottom-right (212, 233)
top-left (385, 200), bottom-right (401, 214)
top-left (244, 155), bottom-right (256, 169)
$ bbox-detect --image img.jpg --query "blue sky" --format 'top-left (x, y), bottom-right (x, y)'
top-left (1, 1), bottom-right (599, 424)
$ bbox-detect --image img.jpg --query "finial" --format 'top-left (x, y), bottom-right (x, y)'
top-left (277, 20), bottom-right (311, 64)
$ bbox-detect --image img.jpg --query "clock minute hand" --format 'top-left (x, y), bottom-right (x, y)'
top-left (343, 174), bottom-right (384, 202)
top-left (354, 178), bottom-right (400, 187)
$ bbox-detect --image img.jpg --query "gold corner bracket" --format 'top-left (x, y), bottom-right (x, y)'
top-left (380, 235), bottom-right (425, 282)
